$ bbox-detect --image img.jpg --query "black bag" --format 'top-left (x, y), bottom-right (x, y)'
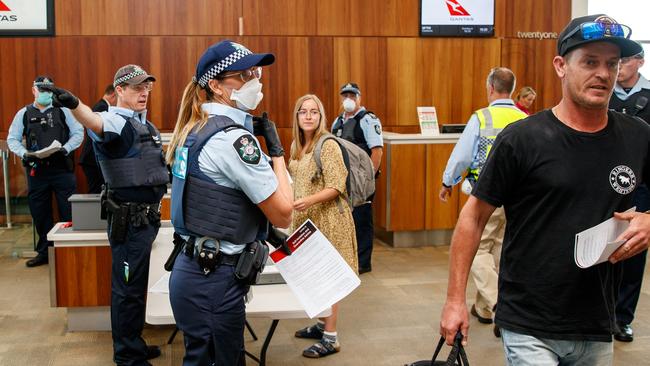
top-left (234, 241), bottom-right (269, 285)
top-left (405, 332), bottom-right (469, 366)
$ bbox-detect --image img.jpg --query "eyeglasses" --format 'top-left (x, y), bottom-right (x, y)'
top-left (125, 82), bottom-right (153, 93)
top-left (219, 67), bottom-right (262, 83)
top-left (621, 55), bottom-right (644, 63)
top-left (297, 109), bottom-right (321, 117)
top-left (564, 21), bottom-right (632, 43)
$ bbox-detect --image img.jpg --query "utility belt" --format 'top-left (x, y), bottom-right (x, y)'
top-left (165, 233), bottom-right (268, 285)
top-left (101, 187), bottom-right (161, 243)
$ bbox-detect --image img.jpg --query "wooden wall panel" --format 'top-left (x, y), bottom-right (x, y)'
top-left (501, 39), bottom-right (562, 112)
top-left (502, 0), bottom-right (572, 38)
top-left (317, 0), bottom-right (419, 37)
top-left (56, 0), bottom-right (241, 36)
top-left (55, 246), bottom-right (112, 307)
top-left (242, 0), bottom-right (317, 36)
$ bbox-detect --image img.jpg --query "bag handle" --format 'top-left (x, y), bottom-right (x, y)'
top-left (430, 332), bottom-right (469, 366)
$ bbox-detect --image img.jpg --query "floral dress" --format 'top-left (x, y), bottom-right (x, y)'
top-left (288, 139), bottom-right (358, 272)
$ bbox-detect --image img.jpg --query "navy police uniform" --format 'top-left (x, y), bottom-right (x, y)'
top-left (170, 103), bottom-right (277, 365)
top-left (90, 105), bottom-right (168, 366)
top-left (7, 80), bottom-right (83, 262)
top-left (332, 100), bottom-right (383, 271)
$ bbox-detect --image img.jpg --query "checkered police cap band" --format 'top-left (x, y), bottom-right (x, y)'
top-left (33, 80), bottom-right (54, 87)
top-left (114, 69), bottom-right (146, 87)
top-left (197, 48), bottom-right (252, 88)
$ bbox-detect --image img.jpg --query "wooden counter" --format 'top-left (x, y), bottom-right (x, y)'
top-left (374, 132), bottom-right (468, 247)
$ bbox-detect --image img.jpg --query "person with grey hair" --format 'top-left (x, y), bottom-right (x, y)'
top-left (441, 14), bottom-right (650, 365)
top-left (439, 67), bottom-right (527, 337)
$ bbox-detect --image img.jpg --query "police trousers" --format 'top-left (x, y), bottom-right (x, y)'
top-left (109, 221), bottom-right (158, 366)
top-left (353, 201), bottom-right (374, 269)
top-left (169, 252), bottom-right (248, 366)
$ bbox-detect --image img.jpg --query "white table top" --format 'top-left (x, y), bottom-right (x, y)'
top-left (382, 131), bottom-right (461, 145)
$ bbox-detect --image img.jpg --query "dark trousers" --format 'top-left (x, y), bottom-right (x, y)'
top-left (110, 222), bottom-right (158, 366)
top-left (27, 171), bottom-right (76, 257)
top-left (169, 253), bottom-right (248, 366)
top-left (616, 184), bottom-right (650, 325)
top-left (353, 201), bottom-right (374, 269)
top-left (81, 163), bottom-right (105, 194)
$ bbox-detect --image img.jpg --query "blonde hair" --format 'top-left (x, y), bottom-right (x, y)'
top-left (290, 94), bottom-right (329, 161)
top-left (515, 86), bottom-right (537, 102)
top-left (165, 81), bottom-right (210, 164)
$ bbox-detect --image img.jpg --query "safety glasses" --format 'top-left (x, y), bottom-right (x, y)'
top-left (219, 67), bottom-right (262, 83)
top-left (564, 21), bottom-right (632, 42)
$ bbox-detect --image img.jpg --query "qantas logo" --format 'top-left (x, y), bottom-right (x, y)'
top-left (0, 1), bottom-right (10, 11)
top-left (445, 0), bottom-right (470, 16)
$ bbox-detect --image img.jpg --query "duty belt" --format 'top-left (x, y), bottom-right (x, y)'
top-left (182, 241), bottom-right (241, 266)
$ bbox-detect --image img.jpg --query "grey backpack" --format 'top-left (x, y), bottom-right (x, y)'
top-left (312, 133), bottom-right (375, 208)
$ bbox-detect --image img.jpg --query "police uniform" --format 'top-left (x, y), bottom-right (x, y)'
top-left (169, 103), bottom-right (277, 366)
top-left (7, 91), bottom-right (83, 263)
top-left (79, 98), bottom-right (110, 193)
top-left (90, 103), bottom-right (168, 365)
top-left (332, 105), bottom-right (383, 272)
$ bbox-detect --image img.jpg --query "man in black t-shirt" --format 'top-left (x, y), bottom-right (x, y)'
top-left (440, 14), bottom-right (650, 365)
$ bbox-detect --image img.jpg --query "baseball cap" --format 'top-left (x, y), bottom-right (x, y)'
top-left (113, 64), bottom-right (156, 87)
top-left (340, 82), bottom-right (361, 95)
top-left (33, 76), bottom-right (54, 89)
top-left (194, 40), bottom-right (275, 88)
top-left (557, 14), bottom-right (642, 57)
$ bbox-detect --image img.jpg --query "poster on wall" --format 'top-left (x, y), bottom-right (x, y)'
top-left (0, 0), bottom-right (54, 36)
top-left (420, 0), bottom-right (494, 37)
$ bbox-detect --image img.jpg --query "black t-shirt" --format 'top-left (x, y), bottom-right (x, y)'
top-left (474, 109), bottom-right (650, 341)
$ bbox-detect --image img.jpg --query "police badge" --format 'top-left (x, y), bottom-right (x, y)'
top-left (233, 134), bottom-right (261, 164)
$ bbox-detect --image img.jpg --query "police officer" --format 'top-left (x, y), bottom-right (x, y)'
top-left (43, 65), bottom-right (166, 365)
top-left (166, 40), bottom-right (293, 366)
top-left (331, 83), bottom-right (383, 274)
top-left (609, 48), bottom-right (650, 343)
top-left (439, 67), bottom-right (527, 337)
top-left (7, 76), bottom-right (83, 267)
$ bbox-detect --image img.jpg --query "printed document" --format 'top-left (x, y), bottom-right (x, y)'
top-left (32, 140), bottom-right (62, 159)
top-left (270, 219), bottom-right (360, 318)
top-left (574, 207), bottom-right (635, 268)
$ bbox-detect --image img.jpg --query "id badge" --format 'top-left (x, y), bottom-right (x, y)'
top-left (172, 147), bottom-right (188, 179)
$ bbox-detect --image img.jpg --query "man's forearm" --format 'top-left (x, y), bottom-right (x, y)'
top-left (70, 102), bottom-right (104, 136)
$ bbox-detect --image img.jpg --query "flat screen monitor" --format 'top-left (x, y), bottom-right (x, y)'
top-left (441, 124), bottom-right (466, 133)
top-left (420, 0), bottom-right (495, 37)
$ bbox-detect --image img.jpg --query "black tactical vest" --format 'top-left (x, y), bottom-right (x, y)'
top-left (609, 88), bottom-right (650, 125)
top-left (332, 110), bottom-right (372, 155)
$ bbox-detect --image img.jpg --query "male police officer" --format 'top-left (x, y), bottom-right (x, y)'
top-left (43, 65), bottom-right (166, 365)
top-left (332, 83), bottom-right (383, 274)
top-left (609, 48), bottom-right (650, 342)
top-left (439, 68), bottom-right (527, 335)
top-left (7, 76), bottom-right (83, 267)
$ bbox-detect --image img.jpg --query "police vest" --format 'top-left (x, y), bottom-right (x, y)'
top-left (96, 115), bottom-right (169, 188)
top-left (467, 105), bottom-right (527, 181)
top-left (609, 88), bottom-right (650, 125)
top-left (23, 105), bottom-right (72, 170)
top-left (332, 110), bottom-right (376, 156)
top-left (170, 115), bottom-right (268, 244)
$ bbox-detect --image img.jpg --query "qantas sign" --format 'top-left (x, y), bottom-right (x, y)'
top-left (0, 1), bottom-right (10, 11)
top-left (445, 0), bottom-right (470, 16)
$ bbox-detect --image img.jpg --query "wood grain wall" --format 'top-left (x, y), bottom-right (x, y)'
top-left (0, 0), bottom-right (571, 196)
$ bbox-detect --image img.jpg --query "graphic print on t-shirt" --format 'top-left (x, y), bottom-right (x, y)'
top-left (609, 165), bottom-right (636, 195)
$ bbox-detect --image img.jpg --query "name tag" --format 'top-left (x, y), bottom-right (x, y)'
top-left (172, 147), bottom-right (188, 179)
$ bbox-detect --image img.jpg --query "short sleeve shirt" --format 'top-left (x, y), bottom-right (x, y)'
top-left (474, 109), bottom-right (650, 341)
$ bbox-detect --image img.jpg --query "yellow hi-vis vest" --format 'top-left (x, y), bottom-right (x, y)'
top-left (467, 106), bottom-right (527, 181)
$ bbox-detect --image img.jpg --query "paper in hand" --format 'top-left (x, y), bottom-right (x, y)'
top-left (574, 207), bottom-right (635, 268)
top-left (32, 140), bottom-right (62, 159)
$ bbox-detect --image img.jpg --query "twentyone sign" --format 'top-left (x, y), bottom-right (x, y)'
top-left (420, 0), bottom-right (495, 37)
top-left (0, 0), bottom-right (54, 36)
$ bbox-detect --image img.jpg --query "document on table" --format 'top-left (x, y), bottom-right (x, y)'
top-left (574, 207), bottom-right (635, 268)
top-left (149, 272), bottom-right (170, 293)
top-left (269, 219), bottom-right (360, 318)
top-left (31, 140), bottom-right (62, 159)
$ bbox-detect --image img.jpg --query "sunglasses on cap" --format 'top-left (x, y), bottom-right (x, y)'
top-left (564, 21), bottom-right (632, 42)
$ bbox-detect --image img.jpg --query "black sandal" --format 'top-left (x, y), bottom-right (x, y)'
top-left (302, 339), bottom-right (340, 358)
top-left (294, 325), bottom-right (324, 340)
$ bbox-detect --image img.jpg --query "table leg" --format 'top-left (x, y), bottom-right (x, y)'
top-left (246, 320), bottom-right (258, 340)
top-left (259, 319), bottom-right (279, 366)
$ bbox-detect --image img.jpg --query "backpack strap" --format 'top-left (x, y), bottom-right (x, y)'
top-left (312, 133), bottom-right (351, 214)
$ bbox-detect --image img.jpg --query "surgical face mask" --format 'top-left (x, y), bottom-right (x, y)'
top-left (36, 91), bottom-right (53, 106)
top-left (230, 78), bottom-right (263, 111)
top-left (342, 98), bottom-right (356, 113)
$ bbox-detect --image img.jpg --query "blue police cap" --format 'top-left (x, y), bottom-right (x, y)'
top-left (195, 40), bottom-right (275, 88)
top-left (340, 82), bottom-right (361, 96)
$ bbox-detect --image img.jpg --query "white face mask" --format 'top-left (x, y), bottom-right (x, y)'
top-left (342, 97), bottom-right (356, 113)
top-left (230, 78), bottom-right (263, 111)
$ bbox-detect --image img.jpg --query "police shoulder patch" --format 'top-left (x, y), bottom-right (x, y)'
top-left (374, 124), bottom-right (382, 135)
top-left (232, 133), bottom-right (261, 165)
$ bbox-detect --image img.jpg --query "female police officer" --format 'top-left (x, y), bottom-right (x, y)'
top-left (166, 40), bottom-right (293, 366)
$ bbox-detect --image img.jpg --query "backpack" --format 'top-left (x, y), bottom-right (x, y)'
top-left (312, 133), bottom-right (375, 208)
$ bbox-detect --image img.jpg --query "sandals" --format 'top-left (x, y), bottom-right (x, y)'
top-left (294, 325), bottom-right (324, 340)
top-left (302, 339), bottom-right (340, 358)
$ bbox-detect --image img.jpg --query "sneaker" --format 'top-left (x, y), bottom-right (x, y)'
top-left (302, 339), bottom-right (340, 358)
top-left (470, 305), bottom-right (493, 324)
top-left (295, 325), bottom-right (323, 340)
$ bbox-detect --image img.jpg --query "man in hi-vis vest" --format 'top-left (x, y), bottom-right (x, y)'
top-left (439, 67), bottom-right (527, 336)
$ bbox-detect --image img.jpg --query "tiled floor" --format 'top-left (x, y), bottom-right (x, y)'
top-left (0, 225), bottom-right (648, 365)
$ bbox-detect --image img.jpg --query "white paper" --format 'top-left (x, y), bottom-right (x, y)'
top-left (149, 272), bottom-right (170, 293)
top-left (574, 207), bottom-right (635, 268)
top-left (417, 106), bottom-right (440, 136)
top-left (269, 219), bottom-right (360, 318)
top-left (31, 140), bottom-right (62, 159)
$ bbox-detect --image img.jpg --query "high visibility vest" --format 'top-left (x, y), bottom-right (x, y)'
top-left (467, 105), bottom-right (527, 181)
